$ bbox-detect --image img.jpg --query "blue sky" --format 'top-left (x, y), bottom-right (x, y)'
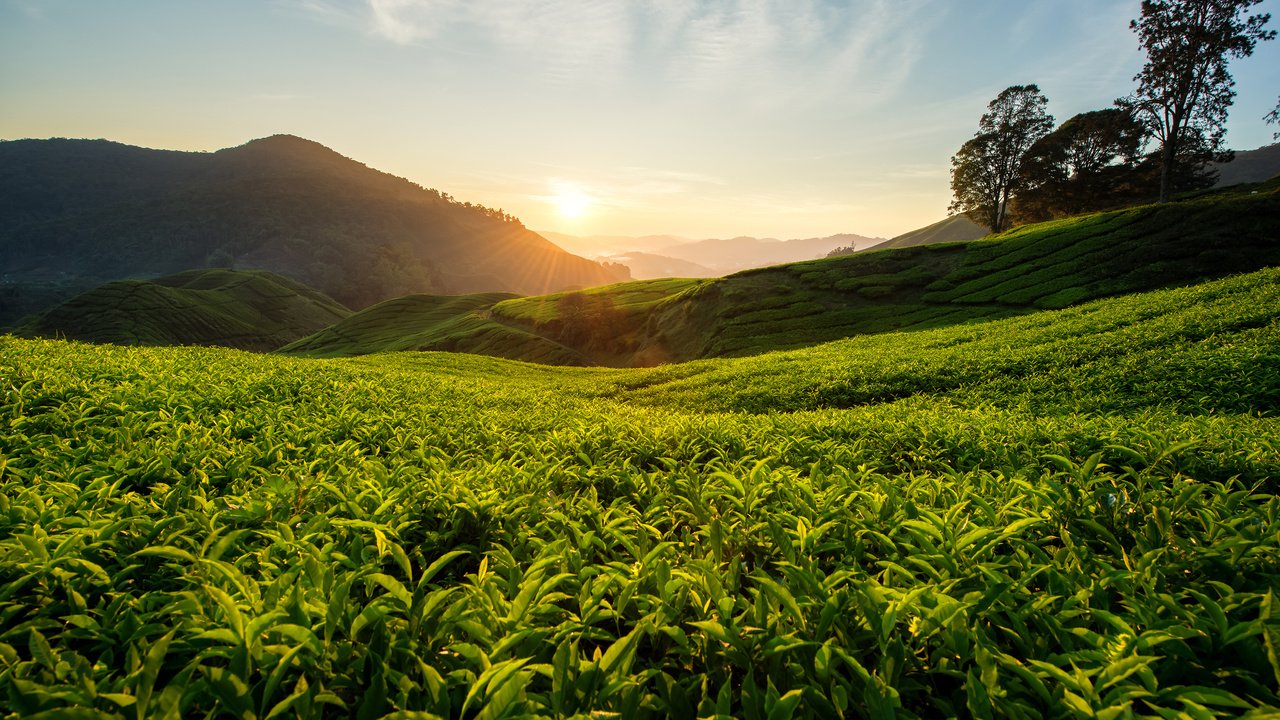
top-left (2, 0), bottom-right (1277, 240)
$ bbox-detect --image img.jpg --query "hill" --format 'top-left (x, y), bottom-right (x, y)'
top-left (4, 263), bottom-right (1279, 717)
top-left (14, 268), bottom-right (350, 352)
top-left (495, 178), bottom-right (1280, 365)
top-left (279, 292), bottom-right (585, 364)
top-left (1213, 142), bottom-right (1280, 187)
top-left (0, 135), bottom-right (627, 324)
top-left (287, 179), bottom-right (1279, 367)
top-left (862, 214), bottom-right (989, 251)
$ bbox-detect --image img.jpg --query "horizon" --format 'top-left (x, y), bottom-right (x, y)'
top-left (2, 0), bottom-right (1278, 241)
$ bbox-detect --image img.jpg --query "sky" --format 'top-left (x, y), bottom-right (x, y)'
top-left (2, 0), bottom-right (1278, 241)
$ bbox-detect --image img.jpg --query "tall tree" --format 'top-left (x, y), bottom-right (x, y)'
top-left (949, 85), bottom-right (1054, 232)
top-left (1013, 109), bottom-right (1147, 223)
top-left (1122, 0), bottom-right (1274, 202)
top-left (1267, 96), bottom-right (1280, 139)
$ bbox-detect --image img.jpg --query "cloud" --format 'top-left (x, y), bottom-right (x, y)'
top-left (289, 0), bottom-right (934, 99)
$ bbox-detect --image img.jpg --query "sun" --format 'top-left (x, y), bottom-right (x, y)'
top-left (555, 188), bottom-right (590, 218)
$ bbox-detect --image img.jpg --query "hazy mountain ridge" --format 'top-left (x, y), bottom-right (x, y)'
top-left (1212, 143), bottom-right (1280, 187)
top-left (539, 230), bottom-right (884, 277)
top-left (0, 135), bottom-right (627, 323)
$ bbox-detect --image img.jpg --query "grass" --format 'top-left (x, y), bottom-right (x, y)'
top-left (278, 292), bottom-right (586, 365)
top-left (2, 266), bottom-right (1279, 717)
top-left (14, 269), bottom-right (351, 352)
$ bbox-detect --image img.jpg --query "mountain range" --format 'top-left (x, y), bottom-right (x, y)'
top-left (539, 231), bottom-right (884, 279)
top-left (0, 135), bottom-right (627, 325)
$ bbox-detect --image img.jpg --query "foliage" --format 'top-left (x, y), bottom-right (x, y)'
top-left (279, 293), bottom-right (585, 365)
top-left (1012, 109), bottom-right (1148, 223)
top-left (1122, 0), bottom-right (1276, 201)
top-left (3, 264), bottom-right (1280, 717)
top-left (949, 85), bottom-right (1055, 232)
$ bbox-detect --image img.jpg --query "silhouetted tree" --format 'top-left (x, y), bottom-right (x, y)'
top-left (1267, 96), bottom-right (1280, 138)
top-left (1121, 0), bottom-right (1275, 201)
top-left (949, 85), bottom-right (1054, 232)
top-left (1013, 109), bottom-right (1147, 223)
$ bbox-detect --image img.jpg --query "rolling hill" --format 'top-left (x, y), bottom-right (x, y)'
top-left (287, 178), bottom-right (1279, 367)
top-left (863, 214), bottom-right (989, 251)
top-left (278, 292), bottom-right (585, 364)
top-left (4, 261), bottom-right (1279, 717)
top-left (0, 135), bottom-right (627, 324)
top-left (14, 268), bottom-right (350, 352)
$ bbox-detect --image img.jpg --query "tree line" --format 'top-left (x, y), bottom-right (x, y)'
top-left (950, 0), bottom-right (1275, 232)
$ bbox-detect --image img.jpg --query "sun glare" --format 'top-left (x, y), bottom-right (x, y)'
top-left (556, 189), bottom-right (590, 218)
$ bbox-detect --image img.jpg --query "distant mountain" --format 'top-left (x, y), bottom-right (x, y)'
top-left (539, 231), bottom-right (691, 258)
top-left (598, 252), bottom-right (717, 279)
top-left (15, 268), bottom-right (350, 352)
top-left (541, 231), bottom-right (883, 276)
top-left (0, 135), bottom-right (627, 322)
top-left (1214, 143), bottom-right (1280, 187)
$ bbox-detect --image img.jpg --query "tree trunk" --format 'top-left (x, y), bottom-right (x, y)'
top-left (1159, 140), bottom-right (1173, 203)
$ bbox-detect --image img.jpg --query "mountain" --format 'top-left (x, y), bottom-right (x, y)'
top-left (540, 231), bottom-right (884, 275)
top-left (289, 178), bottom-right (1280, 367)
top-left (597, 252), bottom-right (717, 279)
top-left (15, 268), bottom-right (350, 352)
top-left (538, 231), bottom-right (692, 258)
top-left (1213, 143), bottom-right (1280, 187)
top-left (0, 135), bottom-right (627, 324)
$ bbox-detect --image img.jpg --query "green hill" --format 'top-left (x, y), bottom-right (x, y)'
top-left (494, 179), bottom-right (1280, 365)
top-left (867, 214), bottom-right (989, 250)
top-left (0, 135), bottom-right (628, 325)
top-left (279, 292), bottom-right (586, 364)
top-left (3, 264), bottom-right (1279, 717)
top-left (14, 268), bottom-right (350, 351)
top-left (281, 180), bottom-right (1279, 368)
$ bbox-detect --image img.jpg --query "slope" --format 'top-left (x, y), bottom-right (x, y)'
top-left (283, 178), bottom-right (1280, 367)
top-left (0, 135), bottom-right (627, 323)
top-left (279, 292), bottom-right (586, 365)
top-left (865, 214), bottom-right (989, 251)
top-left (1212, 142), bottom-right (1280, 187)
top-left (3, 266), bottom-right (1279, 718)
top-left (14, 268), bottom-right (350, 352)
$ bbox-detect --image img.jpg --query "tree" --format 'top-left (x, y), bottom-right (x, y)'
top-left (949, 85), bottom-right (1054, 232)
top-left (1267, 96), bottom-right (1280, 139)
top-left (1012, 109), bottom-right (1147, 223)
top-left (1122, 0), bottom-right (1274, 202)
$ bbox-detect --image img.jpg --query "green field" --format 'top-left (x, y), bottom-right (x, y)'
top-left (3, 266), bottom-right (1279, 718)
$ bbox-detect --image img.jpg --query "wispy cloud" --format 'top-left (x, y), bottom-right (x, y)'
top-left (288, 0), bottom-right (934, 99)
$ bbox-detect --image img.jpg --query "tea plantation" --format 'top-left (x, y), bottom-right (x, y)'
top-left (2, 268), bottom-right (1279, 718)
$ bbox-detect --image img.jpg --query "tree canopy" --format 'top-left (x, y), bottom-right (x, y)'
top-left (1122, 0), bottom-right (1275, 201)
top-left (1012, 109), bottom-right (1147, 223)
top-left (949, 85), bottom-right (1054, 232)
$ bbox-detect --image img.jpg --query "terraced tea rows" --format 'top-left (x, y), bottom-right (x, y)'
top-left (2, 268), bottom-right (1279, 717)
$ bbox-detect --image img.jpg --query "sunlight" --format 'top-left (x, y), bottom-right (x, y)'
top-left (555, 187), bottom-right (590, 218)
